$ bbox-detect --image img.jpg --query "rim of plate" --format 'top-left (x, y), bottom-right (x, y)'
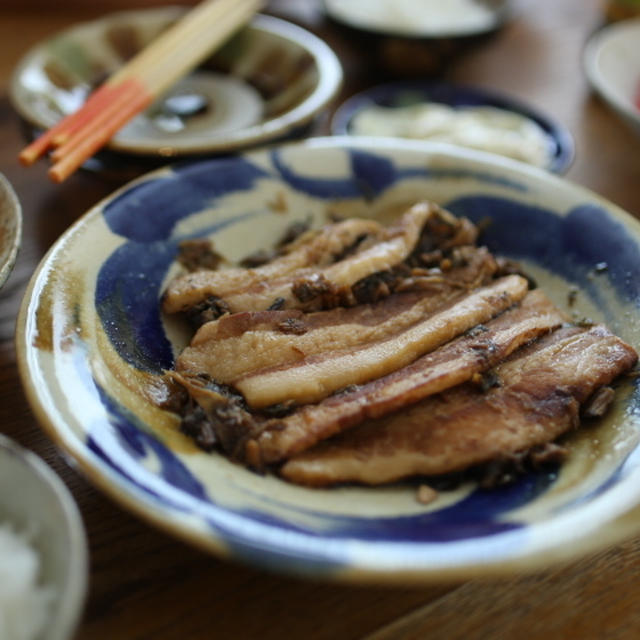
top-left (15, 137), bottom-right (640, 583)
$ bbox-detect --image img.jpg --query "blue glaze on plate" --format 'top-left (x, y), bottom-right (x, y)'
top-left (102, 158), bottom-right (269, 241)
top-left (446, 196), bottom-right (640, 306)
top-left (86, 368), bottom-right (554, 547)
top-left (270, 148), bottom-right (412, 199)
top-left (331, 82), bottom-right (575, 174)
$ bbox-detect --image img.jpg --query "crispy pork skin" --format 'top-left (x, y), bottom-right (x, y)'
top-left (280, 326), bottom-right (638, 486)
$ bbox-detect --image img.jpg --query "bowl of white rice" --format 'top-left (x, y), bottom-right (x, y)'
top-left (0, 435), bottom-right (87, 640)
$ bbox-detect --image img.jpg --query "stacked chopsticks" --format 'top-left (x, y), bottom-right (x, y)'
top-left (19, 0), bottom-right (262, 182)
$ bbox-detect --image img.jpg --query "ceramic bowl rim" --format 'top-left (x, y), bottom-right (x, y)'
top-left (0, 172), bottom-right (22, 289)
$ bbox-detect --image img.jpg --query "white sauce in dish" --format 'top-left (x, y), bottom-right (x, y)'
top-left (324, 0), bottom-right (500, 36)
top-left (350, 103), bottom-right (555, 168)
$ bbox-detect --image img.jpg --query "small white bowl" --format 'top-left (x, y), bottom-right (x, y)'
top-left (0, 435), bottom-right (87, 640)
top-left (584, 17), bottom-right (640, 133)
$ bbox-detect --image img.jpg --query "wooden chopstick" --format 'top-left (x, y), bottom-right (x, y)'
top-left (49, 78), bottom-right (144, 163)
top-left (18, 83), bottom-right (121, 166)
top-left (49, 86), bottom-right (153, 183)
top-left (19, 0), bottom-right (262, 182)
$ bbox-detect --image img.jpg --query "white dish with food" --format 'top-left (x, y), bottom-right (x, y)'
top-left (323, 0), bottom-right (511, 38)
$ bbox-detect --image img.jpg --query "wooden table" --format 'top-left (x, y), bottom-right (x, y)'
top-left (2, 1), bottom-right (640, 638)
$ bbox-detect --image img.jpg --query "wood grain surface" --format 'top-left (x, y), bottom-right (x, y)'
top-left (1, 1), bottom-right (640, 638)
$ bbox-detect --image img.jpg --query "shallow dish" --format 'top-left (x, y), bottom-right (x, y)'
top-left (17, 137), bottom-right (640, 582)
top-left (0, 172), bottom-right (21, 289)
top-left (0, 435), bottom-right (87, 640)
top-left (584, 17), bottom-right (640, 134)
top-left (331, 82), bottom-right (574, 173)
top-left (9, 8), bottom-right (342, 157)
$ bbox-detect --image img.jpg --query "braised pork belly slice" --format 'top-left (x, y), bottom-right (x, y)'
top-left (175, 245), bottom-right (498, 384)
top-left (171, 289), bottom-right (565, 465)
top-left (162, 202), bottom-right (477, 316)
top-left (162, 216), bottom-right (383, 314)
top-left (280, 325), bottom-right (638, 487)
top-left (250, 289), bottom-right (565, 464)
top-left (233, 275), bottom-right (528, 408)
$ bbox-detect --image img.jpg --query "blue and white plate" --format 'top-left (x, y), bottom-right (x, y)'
top-left (17, 137), bottom-right (640, 582)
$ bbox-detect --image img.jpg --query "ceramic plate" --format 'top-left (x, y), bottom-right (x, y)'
top-left (9, 8), bottom-right (342, 157)
top-left (332, 82), bottom-right (575, 173)
top-left (0, 172), bottom-right (22, 290)
top-left (584, 17), bottom-right (640, 134)
top-left (17, 138), bottom-right (640, 582)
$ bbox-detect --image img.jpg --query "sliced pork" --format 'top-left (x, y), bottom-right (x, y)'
top-left (281, 325), bottom-right (638, 486)
top-left (171, 289), bottom-right (567, 466)
top-left (162, 216), bottom-right (383, 314)
top-left (176, 245), bottom-right (497, 384)
top-left (250, 289), bottom-right (565, 464)
top-left (161, 203), bottom-right (638, 488)
top-left (234, 275), bottom-right (528, 408)
top-left (162, 202), bottom-right (477, 316)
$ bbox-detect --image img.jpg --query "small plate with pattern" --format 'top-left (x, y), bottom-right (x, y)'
top-left (10, 8), bottom-right (342, 158)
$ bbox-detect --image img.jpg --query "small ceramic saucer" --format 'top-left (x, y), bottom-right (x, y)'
top-left (10, 8), bottom-right (343, 158)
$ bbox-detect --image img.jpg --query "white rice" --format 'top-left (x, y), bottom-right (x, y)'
top-left (0, 524), bottom-right (54, 640)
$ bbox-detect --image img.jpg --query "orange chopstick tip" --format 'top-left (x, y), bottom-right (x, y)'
top-left (19, 134), bottom-right (54, 166)
top-left (19, 0), bottom-right (261, 182)
top-left (18, 149), bottom-right (38, 167)
top-left (47, 164), bottom-right (66, 184)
